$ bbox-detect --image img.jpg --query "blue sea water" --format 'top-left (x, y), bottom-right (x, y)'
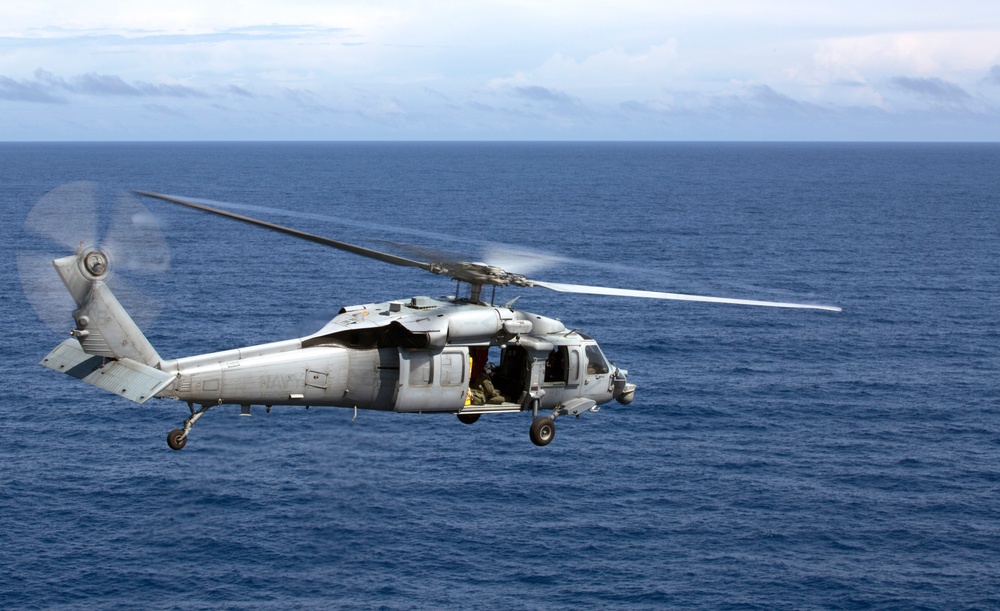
top-left (1, 142), bottom-right (999, 609)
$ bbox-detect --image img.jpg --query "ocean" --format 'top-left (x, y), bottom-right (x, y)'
top-left (1, 142), bottom-right (998, 609)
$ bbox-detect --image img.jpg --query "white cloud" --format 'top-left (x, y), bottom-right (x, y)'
top-left (813, 31), bottom-right (1000, 79)
top-left (534, 41), bottom-right (680, 93)
top-left (3, 1), bottom-right (1000, 139)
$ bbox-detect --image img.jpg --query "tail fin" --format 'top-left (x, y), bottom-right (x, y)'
top-left (52, 253), bottom-right (162, 366)
top-left (41, 253), bottom-right (175, 404)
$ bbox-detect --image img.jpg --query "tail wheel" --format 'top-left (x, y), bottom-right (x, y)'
top-left (167, 429), bottom-right (187, 451)
top-left (529, 416), bottom-right (556, 446)
top-left (457, 413), bottom-right (481, 425)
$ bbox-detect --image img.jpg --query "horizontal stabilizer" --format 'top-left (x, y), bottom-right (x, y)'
top-left (41, 339), bottom-right (175, 404)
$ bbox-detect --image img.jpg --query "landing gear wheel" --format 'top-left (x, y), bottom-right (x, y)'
top-left (529, 417), bottom-right (556, 446)
top-left (457, 413), bottom-right (481, 425)
top-left (167, 429), bottom-right (187, 451)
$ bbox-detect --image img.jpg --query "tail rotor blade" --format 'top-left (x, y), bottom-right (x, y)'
top-left (107, 275), bottom-right (162, 331)
top-left (24, 181), bottom-right (98, 252)
top-left (17, 253), bottom-right (76, 332)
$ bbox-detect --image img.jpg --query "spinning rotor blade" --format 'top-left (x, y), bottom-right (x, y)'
top-left (142, 196), bottom-right (573, 278)
top-left (135, 191), bottom-right (434, 272)
top-left (135, 192), bottom-right (571, 285)
top-left (23, 181), bottom-right (99, 252)
top-left (104, 191), bottom-right (170, 273)
top-left (17, 253), bottom-right (75, 331)
top-left (373, 241), bottom-right (568, 279)
top-left (481, 246), bottom-right (569, 277)
top-left (531, 281), bottom-right (842, 312)
top-left (135, 190), bottom-right (840, 312)
top-left (20, 182), bottom-right (169, 332)
top-left (375, 241), bottom-right (468, 268)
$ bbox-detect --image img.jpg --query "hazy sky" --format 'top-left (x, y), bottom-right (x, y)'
top-left (3, 1), bottom-right (999, 140)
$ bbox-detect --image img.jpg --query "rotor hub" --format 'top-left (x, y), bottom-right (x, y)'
top-left (82, 250), bottom-right (109, 278)
top-left (442, 261), bottom-right (533, 288)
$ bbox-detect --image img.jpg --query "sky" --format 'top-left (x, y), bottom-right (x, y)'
top-left (2, 1), bottom-right (1000, 141)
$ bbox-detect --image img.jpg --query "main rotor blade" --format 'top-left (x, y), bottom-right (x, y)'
top-left (104, 190), bottom-right (170, 274)
top-left (532, 281), bottom-right (842, 312)
top-left (134, 191), bottom-right (433, 272)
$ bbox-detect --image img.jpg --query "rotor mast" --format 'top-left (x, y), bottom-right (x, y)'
top-left (455, 280), bottom-right (497, 305)
top-left (445, 262), bottom-right (533, 305)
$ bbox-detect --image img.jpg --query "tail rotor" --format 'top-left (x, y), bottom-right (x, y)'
top-left (18, 181), bottom-right (170, 334)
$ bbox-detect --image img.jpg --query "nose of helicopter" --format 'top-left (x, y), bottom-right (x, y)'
top-left (613, 368), bottom-right (636, 405)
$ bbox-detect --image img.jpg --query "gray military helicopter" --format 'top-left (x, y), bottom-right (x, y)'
top-left (30, 185), bottom-right (840, 450)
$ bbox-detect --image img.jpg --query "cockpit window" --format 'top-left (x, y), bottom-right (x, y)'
top-left (585, 344), bottom-right (610, 375)
top-left (544, 347), bottom-right (568, 383)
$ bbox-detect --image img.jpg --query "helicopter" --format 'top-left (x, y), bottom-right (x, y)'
top-left (32, 186), bottom-right (841, 450)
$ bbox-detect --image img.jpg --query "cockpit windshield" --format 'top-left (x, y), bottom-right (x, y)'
top-left (585, 344), bottom-right (610, 375)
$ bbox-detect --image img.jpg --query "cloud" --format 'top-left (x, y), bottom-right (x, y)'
top-left (0, 74), bottom-right (66, 103)
top-left (71, 72), bottom-right (206, 97)
top-left (833, 78), bottom-right (868, 88)
top-left (70, 72), bottom-right (137, 96)
top-left (889, 76), bottom-right (971, 101)
top-left (987, 66), bottom-right (1000, 86)
top-left (747, 84), bottom-right (811, 111)
top-left (0, 24), bottom-right (350, 48)
top-left (0, 69), bottom-right (207, 102)
top-left (529, 42), bottom-right (680, 101)
top-left (812, 31), bottom-right (1000, 80)
top-left (481, 76), bottom-right (584, 119)
top-left (142, 103), bottom-right (186, 117)
top-left (279, 87), bottom-right (344, 114)
top-left (619, 99), bottom-right (672, 115)
top-left (484, 41), bottom-right (680, 109)
top-left (137, 82), bottom-right (205, 98)
top-left (228, 84), bottom-right (255, 98)
top-left (282, 87), bottom-right (318, 103)
top-left (467, 99), bottom-right (539, 120)
top-left (619, 84), bottom-right (833, 124)
top-left (513, 85), bottom-right (574, 105)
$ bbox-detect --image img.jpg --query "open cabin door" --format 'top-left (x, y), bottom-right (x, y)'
top-left (394, 346), bottom-right (470, 412)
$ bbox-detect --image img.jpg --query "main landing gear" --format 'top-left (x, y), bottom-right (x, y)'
top-left (167, 403), bottom-right (213, 451)
top-left (526, 397), bottom-right (595, 446)
top-left (529, 416), bottom-right (556, 446)
top-left (455, 411), bottom-right (556, 445)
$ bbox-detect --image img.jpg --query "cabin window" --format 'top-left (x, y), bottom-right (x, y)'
top-left (585, 344), bottom-right (610, 375)
top-left (408, 354), bottom-right (433, 386)
top-left (495, 345), bottom-right (528, 399)
top-left (544, 347), bottom-right (569, 383)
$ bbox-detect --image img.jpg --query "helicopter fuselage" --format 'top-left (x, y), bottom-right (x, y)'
top-left (157, 295), bottom-right (635, 417)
